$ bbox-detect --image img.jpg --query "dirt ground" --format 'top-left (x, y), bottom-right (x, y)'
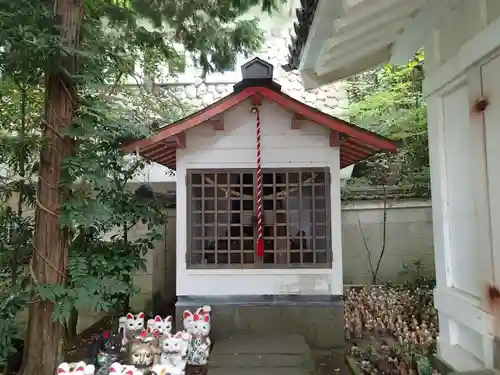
top-left (65, 316), bottom-right (115, 362)
top-left (312, 348), bottom-right (350, 375)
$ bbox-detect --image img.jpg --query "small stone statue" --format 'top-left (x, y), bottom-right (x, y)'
top-left (186, 313), bottom-right (211, 366)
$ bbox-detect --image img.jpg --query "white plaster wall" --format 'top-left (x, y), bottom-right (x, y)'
top-left (175, 99), bottom-right (343, 296)
top-left (424, 1), bottom-right (500, 370)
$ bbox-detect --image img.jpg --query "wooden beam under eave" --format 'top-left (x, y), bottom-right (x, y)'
top-left (329, 131), bottom-right (347, 147)
top-left (251, 94), bottom-right (263, 106)
top-left (291, 114), bottom-right (306, 129)
top-left (210, 118), bottom-right (224, 131)
top-left (175, 132), bottom-right (186, 148)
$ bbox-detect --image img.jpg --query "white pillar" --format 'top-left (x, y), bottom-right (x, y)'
top-left (424, 53), bottom-right (497, 373)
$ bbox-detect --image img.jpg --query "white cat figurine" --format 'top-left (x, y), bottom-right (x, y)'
top-left (109, 362), bottom-right (143, 375)
top-left (147, 315), bottom-right (172, 336)
top-left (186, 313), bottom-right (211, 366)
top-left (151, 364), bottom-right (183, 375)
top-left (195, 305), bottom-right (211, 317)
top-left (57, 362), bottom-right (95, 375)
top-left (159, 331), bottom-right (190, 370)
top-left (182, 306), bottom-right (211, 334)
top-left (118, 312), bottom-right (145, 348)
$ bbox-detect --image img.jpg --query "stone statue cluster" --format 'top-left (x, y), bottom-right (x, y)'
top-left (57, 305), bottom-right (212, 375)
top-left (345, 286), bottom-right (440, 375)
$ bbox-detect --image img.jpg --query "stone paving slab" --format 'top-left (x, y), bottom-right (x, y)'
top-left (211, 334), bottom-right (310, 355)
top-left (208, 335), bottom-right (313, 375)
top-left (449, 371), bottom-right (499, 375)
top-left (209, 353), bottom-right (306, 367)
top-left (208, 368), bottom-right (308, 375)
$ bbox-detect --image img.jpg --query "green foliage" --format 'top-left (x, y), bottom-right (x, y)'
top-left (0, 0), bottom-right (284, 364)
top-left (399, 260), bottom-right (436, 290)
top-left (347, 51), bottom-right (429, 191)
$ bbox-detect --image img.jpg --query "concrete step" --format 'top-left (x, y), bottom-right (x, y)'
top-left (449, 371), bottom-right (500, 375)
top-left (208, 334), bottom-right (313, 375)
top-left (212, 334), bottom-right (310, 355)
top-left (209, 353), bottom-right (307, 367)
top-left (208, 368), bottom-right (309, 375)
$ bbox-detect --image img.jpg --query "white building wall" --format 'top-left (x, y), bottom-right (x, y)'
top-left (424, 1), bottom-right (500, 370)
top-left (175, 99), bottom-right (343, 297)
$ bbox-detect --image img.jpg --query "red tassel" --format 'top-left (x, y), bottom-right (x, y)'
top-left (256, 237), bottom-right (264, 257)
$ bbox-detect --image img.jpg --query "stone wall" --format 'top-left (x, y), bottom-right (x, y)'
top-left (162, 27), bottom-right (349, 118)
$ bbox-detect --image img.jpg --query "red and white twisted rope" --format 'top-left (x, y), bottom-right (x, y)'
top-left (252, 105), bottom-right (264, 257)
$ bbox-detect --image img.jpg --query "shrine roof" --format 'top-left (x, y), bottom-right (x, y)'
top-left (121, 58), bottom-right (397, 170)
top-left (282, 0), bottom-right (319, 72)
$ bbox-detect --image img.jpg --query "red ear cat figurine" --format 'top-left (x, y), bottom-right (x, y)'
top-left (56, 362), bottom-right (95, 375)
top-left (147, 315), bottom-right (172, 336)
top-left (118, 312), bottom-right (145, 348)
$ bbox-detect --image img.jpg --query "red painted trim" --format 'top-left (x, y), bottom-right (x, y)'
top-left (144, 145), bottom-right (175, 160)
top-left (345, 142), bottom-right (375, 155)
top-left (211, 118), bottom-right (224, 131)
top-left (251, 94), bottom-right (262, 106)
top-left (122, 85), bottom-right (398, 161)
top-left (290, 114), bottom-right (305, 130)
top-left (329, 131), bottom-right (347, 147)
top-left (251, 87), bottom-right (397, 152)
top-left (142, 143), bottom-right (162, 153)
top-left (341, 145), bottom-right (370, 157)
top-left (175, 132), bottom-right (186, 148)
top-left (122, 89), bottom-right (254, 152)
top-left (157, 152), bottom-right (177, 166)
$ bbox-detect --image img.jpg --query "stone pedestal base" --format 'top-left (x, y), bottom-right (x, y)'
top-left (175, 294), bottom-right (344, 349)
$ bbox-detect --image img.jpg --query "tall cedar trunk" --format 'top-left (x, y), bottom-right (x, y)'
top-left (21, 0), bottom-right (83, 374)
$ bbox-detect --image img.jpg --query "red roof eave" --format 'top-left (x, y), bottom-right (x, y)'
top-left (121, 85), bottom-right (398, 169)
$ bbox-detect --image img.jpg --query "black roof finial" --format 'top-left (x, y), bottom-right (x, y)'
top-left (233, 57), bottom-right (281, 93)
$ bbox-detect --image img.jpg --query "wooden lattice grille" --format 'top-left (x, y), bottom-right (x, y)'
top-left (187, 169), bottom-right (331, 268)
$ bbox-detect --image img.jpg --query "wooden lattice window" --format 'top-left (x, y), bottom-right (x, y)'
top-left (187, 169), bottom-right (331, 268)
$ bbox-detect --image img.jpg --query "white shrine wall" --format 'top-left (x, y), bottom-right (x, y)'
top-left (174, 99), bottom-right (343, 297)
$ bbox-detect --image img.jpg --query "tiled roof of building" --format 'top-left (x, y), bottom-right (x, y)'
top-left (283, 0), bottom-right (319, 71)
top-left (137, 183), bottom-right (429, 208)
top-left (341, 185), bottom-right (430, 201)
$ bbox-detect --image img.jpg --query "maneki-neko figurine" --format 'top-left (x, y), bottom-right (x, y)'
top-left (118, 312), bottom-right (146, 348)
top-left (182, 306), bottom-right (211, 334)
top-left (88, 330), bottom-right (123, 372)
top-left (186, 313), bottom-right (211, 366)
top-left (157, 331), bottom-right (190, 375)
top-left (126, 330), bottom-right (161, 375)
top-left (57, 362), bottom-right (95, 375)
top-left (108, 362), bottom-right (143, 375)
top-left (147, 316), bottom-right (172, 337)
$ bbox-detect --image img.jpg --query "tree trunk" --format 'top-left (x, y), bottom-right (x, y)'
top-left (21, 0), bottom-right (83, 374)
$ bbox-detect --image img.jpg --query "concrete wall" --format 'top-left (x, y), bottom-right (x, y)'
top-left (342, 199), bottom-right (434, 284)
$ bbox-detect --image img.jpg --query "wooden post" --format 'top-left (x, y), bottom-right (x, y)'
top-left (22, 0), bottom-right (83, 374)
